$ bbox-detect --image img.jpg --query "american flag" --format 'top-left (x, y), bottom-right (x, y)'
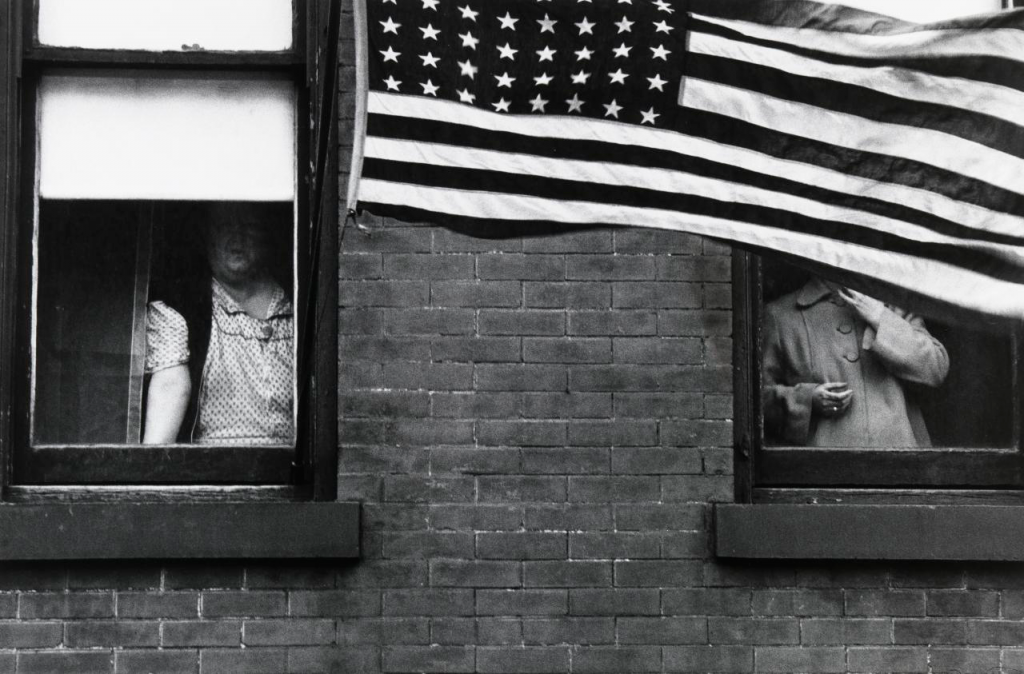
top-left (349, 0), bottom-right (1024, 321)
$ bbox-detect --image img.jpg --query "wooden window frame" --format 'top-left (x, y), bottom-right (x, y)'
top-left (0, 1), bottom-right (354, 559)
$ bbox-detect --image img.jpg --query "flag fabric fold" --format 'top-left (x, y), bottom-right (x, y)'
top-left (348, 0), bottom-right (1024, 321)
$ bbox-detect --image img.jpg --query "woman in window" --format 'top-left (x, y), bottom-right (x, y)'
top-left (762, 277), bottom-right (949, 447)
top-left (141, 204), bottom-right (294, 444)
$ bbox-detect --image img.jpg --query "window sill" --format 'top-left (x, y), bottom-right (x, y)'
top-left (0, 502), bottom-right (360, 560)
top-left (715, 504), bottom-right (1024, 561)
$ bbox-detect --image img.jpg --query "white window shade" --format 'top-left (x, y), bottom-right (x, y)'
top-left (834, 0), bottom-right (1002, 22)
top-left (37, 0), bottom-right (293, 51)
top-left (38, 74), bottom-right (296, 201)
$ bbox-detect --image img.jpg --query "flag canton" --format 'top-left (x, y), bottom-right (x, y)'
top-left (367, 0), bottom-right (689, 127)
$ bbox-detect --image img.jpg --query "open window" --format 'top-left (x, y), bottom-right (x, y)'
top-left (0, 0), bottom-right (352, 558)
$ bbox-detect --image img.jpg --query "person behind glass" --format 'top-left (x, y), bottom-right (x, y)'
top-left (762, 276), bottom-right (949, 447)
top-left (142, 204), bottom-right (294, 444)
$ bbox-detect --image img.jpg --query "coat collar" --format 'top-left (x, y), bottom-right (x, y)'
top-left (795, 277), bottom-right (835, 309)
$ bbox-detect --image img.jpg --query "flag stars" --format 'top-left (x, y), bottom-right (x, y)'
top-left (459, 31), bottom-right (479, 49)
top-left (653, 0), bottom-right (674, 12)
top-left (420, 24), bottom-right (441, 40)
top-left (384, 75), bottom-right (401, 91)
top-left (495, 72), bottom-right (516, 87)
top-left (420, 52), bottom-right (440, 67)
top-left (641, 107), bottom-right (660, 124)
top-left (497, 43), bottom-right (518, 60)
top-left (457, 88), bottom-right (476, 104)
top-left (608, 69), bottom-right (628, 84)
top-left (534, 72), bottom-right (553, 86)
top-left (653, 19), bottom-right (673, 33)
top-left (571, 70), bottom-right (591, 85)
top-left (459, 5), bottom-right (478, 20)
top-left (613, 43), bottom-right (632, 58)
top-left (493, 98), bottom-right (511, 112)
top-left (537, 14), bottom-right (557, 32)
top-left (575, 17), bottom-right (596, 34)
top-left (497, 12), bottom-right (519, 30)
top-left (422, 0), bottom-right (440, 9)
top-left (603, 100), bottom-right (623, 118)
top-left (647, 73), bottom-right (668, 91)
top-left (530, 94), bottom-right (549, 112)
top-left (536, 46), bottom-right (556, 62)
top-left (615, 16), bottom-right (634, 32)
top-left (380, 17), bottom-right (400, 34)
top-left (421, 80), bottom-right (439, 96)
top-left (575, 46), bottom-right (594, 61)
top-left (380, 46), bottom-right (400, 62)
top-left (566, 94), bottom-right (585, 113)
top-left (651, 44), bottom-right (670, 60)
top-left (458, 59), bottom-right (478, 79)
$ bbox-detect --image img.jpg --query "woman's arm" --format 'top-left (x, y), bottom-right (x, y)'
top-left (142, 364), bottom-right (191, 444)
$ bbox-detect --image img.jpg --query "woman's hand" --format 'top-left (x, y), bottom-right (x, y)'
top-left (812, 381), bottom-right (852, 419)
top-left (838, 287), bottom-right (886, 330)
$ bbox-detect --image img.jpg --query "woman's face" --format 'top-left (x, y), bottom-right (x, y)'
top-left (206, 218), bottom-right (270, 285)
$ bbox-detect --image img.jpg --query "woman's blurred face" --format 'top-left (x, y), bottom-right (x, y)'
top-left (206, 218), bottom-right (270, 285)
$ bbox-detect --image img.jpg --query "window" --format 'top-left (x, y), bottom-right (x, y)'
top-left (0, 1), bottom-right (353, 558)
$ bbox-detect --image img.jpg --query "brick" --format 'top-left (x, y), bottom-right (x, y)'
top-left (800, 619), bottom-right (892, 645)
top-left (338, 309), bottom-right (383, 335)
top-left (659, 310), bottom-right (732, 337)
top-left (430, 561), bottom-right (521, 588)
top-left (288, 646), bottom-right (380, 674)
top-left (619, 617), bottom-right (707, 644)
top-left (382, 361), bottom-right (474, 390)
top-left (613, 393), bottom-right (703, 419)
top-left (478, 476), bottom-right (567, 503)
top-left (704, 564), bottom-right (797, 588)
top-left (66, 621), bottom-right (160, 647)
top-left (663, 475), bottom-right (735, 503)
top-left (522, 448), bottom-right (610, 474)
top-left (0, 594), bottom-right (14, 618)
top-left (476, 364), bottom-right (565, 391)
top-left (523, 337), bottom-right (611, 364)
top-left (338, 618), bottom-right (429, 646)
top-left (663, 589), bottom-right (752, 616)
top-left (613, 282), bottom-right (701, 309)
top-left (200, 648), bottom-right (288, 674)
top-left (613, 338), bottom-right (703, 365)
top-left (477, 421), bottom-right (567, 447)
top-left (478, 533), bottom-right (567, 560)
top-left (383, 532), bottom-right (474, 559)
top-left (525, 282), bottom-right (610, 309)
top-left (569, 311), bottom-right (657, 336)
top-left (705, 395), bottom-right (734, 419)
top-left (968, 619), bottom-right (1024, 645)
top-left (387, 419), bottom-right (476, 446)
top-left (0, 565), bottom-right (66, 591)
top-left (571, 646), bottom-right (661, 673)
top-left (164, 567), bottom-right (243, 590)
top-left (340, 361), bottom-right (382, 388)
top-left (611, 447), bottom-right (702, 475)
top-left (430, 618), bottom-right (476, 645)
top-left (846, 590), bottom-right (926, 617)
top-left (384, 476), bottom-right (476, 503)
top-left (569, 421), bottom-right (658, 447)
top-left (569, 589), bottom-right (660, 616)
top-left (431, 393), bottom-right (522, 419)
top-left (523, 562), bottom-right (612, 588)
top-left (567, 255), bottom-right (655, 281)
top-left (114, 649), bottom-right (198, 674)
top-left (0, 621), bottom-right (62, 648)
top-left (476, 618), bottom-right (521, 645)
top-left (523, 230), bottom-right (612, 253)
top-left (616, 504), bottom-right (705, 530)
top-left (17, 651), bottom-right (114, 674)
top-left (343, 227), bottom-right (432, 253)
top-left (476, 647), bottom-right (570, 673)
top-left (385, 308), bottom-right (475, 335)
top-left (999, 590), bottom-right (1024, 618)
top-left (848, 646), bottom-right (928, 673)
top-left (432, 337), bottom-right (521, 362)
top-left (383, 590), bottom-right (474, 617)
top-left (615, 230), bottom-right (702, 254)
top-left (476, 590), bottom-right (568, 616)
top-left (927, 647), bottom-right (999, 673)
top-left (927, 590), bottom-right (997, 617)
top-left (571, 365), bottom-right (729, 393)
top-left (478, 254), bottom-right (565, 280)
top-left (661, 421), bottom-right (733, 448)
top-left (522, 618), bottom-right (615, 645)
top-left (706, 337), bottom-right (733, 365)
top-left (19, 591), bottom-right (114, 618)
top-left (705, 283), bottom-right (732, 309)
top-left (480, 310), bottom-right (565, 336)
top-left (335, 563), bottom-right (427, 591)
top-left (340, 280), bottom-right (429, 307)
top-left (117, 592), bottom-right (199, 619)
top-left (664, 645), bottom-right (753, 673)
top-left (431, 447), bottom-right (521, 474)
top-left (384, 253), bottom-right (475, 280)
top-left (657, 256), bottom-right (731, 281)
top-left (709, 618), bottom-right (799, 645)
top-left (432, 281), bottom-right (521, 307)
top-left (659, 530), bottom-right (716, 559)
top-left (569, 533), bottom-right (660, 560)
top-left (340, 390), bottom-right (430, 418)
top-left (893, 618), bottom-right (966, 645)
top-left (162, 621), bottom-right (241, 647)
top-left (434, 227), bottom-right (521, 252)
top-left (521, 393), bottom-right (612, 419)
top-left (243, 619), bottom-right (335, 646)
top-left (754, 646), bottom-right (845, 673)
top-left (340, 447), bottom-right (430, 476)
top-left (752, 590), bottom-right (843, 617)
top-left (68, 564), bottom-right (161, 590)
top-left (615, 561), bottom-right (702, 588)
top-left (339, 253), bottom-right (382, 279)
top-left (429, 505), bottom-right (523, 531)
top-left (524, 505), bottom-right (613, 531)
top-left (569, 476), bottom-right (660, 502)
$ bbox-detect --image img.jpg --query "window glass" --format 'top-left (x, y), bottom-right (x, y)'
top-left (38, 73), bottom-right (296, 201)
top-left (831, 0), bottom-right (1001, 21)
top-left (37, 0), bottom-right (293, 51)
top-left (760, 260), bottom-right (1013, 450)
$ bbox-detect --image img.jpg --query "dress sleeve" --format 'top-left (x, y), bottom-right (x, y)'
top-left (761, 307), bottom-right (817, 445)
top-left (863, 307), bottom-right (949, 387)
top-left (145, 301), bottom-right (190, 373)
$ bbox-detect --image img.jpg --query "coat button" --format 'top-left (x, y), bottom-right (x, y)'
top-left (844, 352), bottom-right (860, 362)
top-left (837, 324), bottom-right (853, 334)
